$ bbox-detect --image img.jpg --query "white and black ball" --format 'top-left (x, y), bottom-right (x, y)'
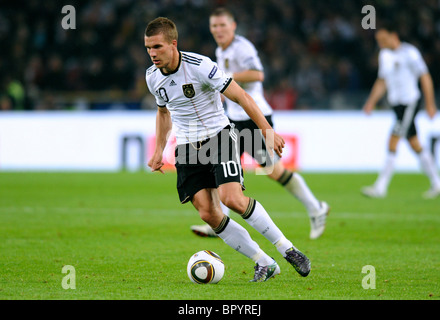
top-left (187, 250), bottom-right (225, 284)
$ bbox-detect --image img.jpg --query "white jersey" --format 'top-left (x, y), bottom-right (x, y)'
top-left (378, 42), bottom-right (428, 106)
top-left (146, 51), bottom-right (232, 145)
top-left (215, 34), bottom-right (272, 121)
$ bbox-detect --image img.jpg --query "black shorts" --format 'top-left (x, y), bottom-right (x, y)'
top-left (391, 100), bottom-right (421, 139)
top-left (175, 125), bottom-right (245, 204)
top-left (231, 115), bottom-right (277, 167)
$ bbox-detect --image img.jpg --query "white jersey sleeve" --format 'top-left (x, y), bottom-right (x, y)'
top-left (145, 66), bottom-right (166, 107)
top-left (377, 50), bottom-right (388, 80)
top-left (235, 40), bottom-right (263, 72)
top-left (197, 54), bottom-right (233, 93)
top-left (407, 45), bottom-right (428, 77)
top-left (216, 35), bottom-right (272, 121)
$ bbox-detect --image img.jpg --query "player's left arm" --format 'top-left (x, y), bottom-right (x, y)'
top-left (420, 72), bottom-right (437, 119)
top-left (231, 43), bottom-right (264, 83)
top-left (230, 70), bottom-right (264, 83)
top-left (223, 80), bottom-right (285, 157)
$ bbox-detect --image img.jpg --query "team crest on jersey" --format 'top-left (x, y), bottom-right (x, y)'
top-left (182, 84), bottom-right (195, 98)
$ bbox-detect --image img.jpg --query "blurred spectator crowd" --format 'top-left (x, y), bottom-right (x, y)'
top-left (1, 0), bottom-right (440, 110)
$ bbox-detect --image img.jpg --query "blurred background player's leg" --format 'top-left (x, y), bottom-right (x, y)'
top-left (409, 136), bottom-right (440, 199)
top-left (191, 162), bottom-right (329, 239)
top-left (273, 164), bottom-right (330, 239)
top-left (362, 149), bottom-right (397, 198)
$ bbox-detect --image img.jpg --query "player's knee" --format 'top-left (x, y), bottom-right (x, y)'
top-left (220, 194), bottom-right (247, 214)
top-left (198, 206), bottom-right (225, 228)
top-left (410, 142), bottom-right (422, 153)
top-left (408, 137), bottom-right (422, 153)
top-left (198, 208), bottom-right (215, 225)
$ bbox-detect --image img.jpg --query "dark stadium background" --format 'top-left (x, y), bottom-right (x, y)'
top-left (1, 0), bottom-right (439, 112)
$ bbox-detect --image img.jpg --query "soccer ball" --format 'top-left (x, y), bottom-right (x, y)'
top-left (187, 250), bottom-right (225, 284)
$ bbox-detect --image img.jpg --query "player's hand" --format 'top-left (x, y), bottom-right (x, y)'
top-left (274, 132), bottom-right (285, 158)
top-left (264, 129), bottom-right (285, 158)
top-left (362, 101), bottom-right (375, 115)
top-left (426, 103), bottom-right (437, 119)
top-left (147, 153), bottom-right (165, 174)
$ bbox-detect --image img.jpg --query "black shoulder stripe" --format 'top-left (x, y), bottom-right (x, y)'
top-left (146, 66), bottom-right (158, 76)
top-left (182, 59), bottom-right (201, 66)
top-left (182, 53), bottom-right (203, 63)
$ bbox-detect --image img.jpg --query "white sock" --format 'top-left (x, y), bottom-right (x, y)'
top-left (375, 152), bottom-right (396, 192)
top-left (220, 201), bottom-right (230, 216)
top-left (242, 198), bottom-right (293, 257)
top-left (214, 216), bottom-right (273, 266)
top-left (279, 171), bottom-right (320, 214)
top-left (418, 149), bottom-right (440, 189)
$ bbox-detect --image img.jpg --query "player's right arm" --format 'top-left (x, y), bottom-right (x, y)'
top-left (419, 73), bottom-right (437, 119)
top-left (363, 78), bottom-right (386, 115)
top-left (148, 106), bottom-right (172, 173)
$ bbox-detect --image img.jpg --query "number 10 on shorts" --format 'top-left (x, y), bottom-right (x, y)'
top-left (221, 161), bottom-right (239, 177)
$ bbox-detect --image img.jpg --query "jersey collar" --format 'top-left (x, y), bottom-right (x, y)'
top-left (160, 51), bottom-right (182, 76)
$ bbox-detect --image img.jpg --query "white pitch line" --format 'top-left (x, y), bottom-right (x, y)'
top-left (1, 207), bottom-right (439, 222)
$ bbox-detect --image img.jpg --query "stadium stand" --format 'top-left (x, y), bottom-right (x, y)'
top-left (0, 0), bottom-right (439, 111)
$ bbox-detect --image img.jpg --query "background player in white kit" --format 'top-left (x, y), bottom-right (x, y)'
top-left (191, 8), bottom-right (329, 240)
top-left (145, 17), bottom-right (311, 282)
top-left (362, 25), bottom-right (440, 199)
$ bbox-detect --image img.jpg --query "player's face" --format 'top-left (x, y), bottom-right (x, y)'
top-left (209, 15), bottom-right (236, 49)
top-left (144, 33), bottom-right (178, 71)
top-left (375, 30), bottom-right (397, 49)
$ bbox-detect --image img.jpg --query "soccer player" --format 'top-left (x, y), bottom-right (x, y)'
top-left (145, 17), bottom-right (311, 282)
top-left (190, 8), bottom-right (329, 240)
top-left (362, 24), bottom-right (440, 199)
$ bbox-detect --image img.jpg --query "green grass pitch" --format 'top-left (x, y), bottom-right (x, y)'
top-left (0, 171), bottom-right (439, 300)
